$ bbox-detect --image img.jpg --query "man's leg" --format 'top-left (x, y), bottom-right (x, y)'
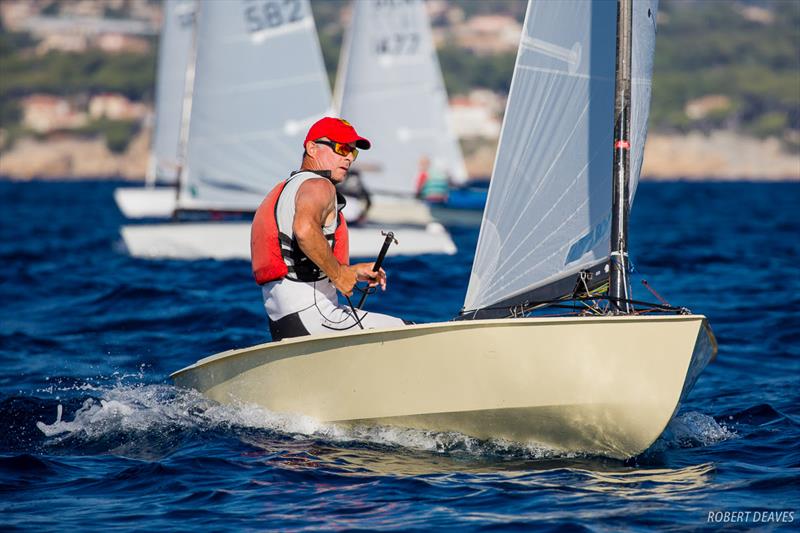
top-left (296, 300), bottom-right (405, 336)
top-left (268, 312), bottom-right (310, 341)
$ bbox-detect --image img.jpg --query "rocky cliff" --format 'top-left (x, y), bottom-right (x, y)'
top-left (641, 131), bottom-right (799, 181)
top-left (463, 131), bottom-right (799, 181)
top-left (0, 129), bottom-right (150, 180)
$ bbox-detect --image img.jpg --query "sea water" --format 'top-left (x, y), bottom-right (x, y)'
top-left (1, 180), bottom-right (798, 530)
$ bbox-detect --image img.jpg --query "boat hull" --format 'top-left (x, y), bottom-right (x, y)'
top-left (121, 221), bottom-right (456, 260)
top-left (114, 187), bottom-right (176, 219)
top-left (365, 194), bottom-right (484, 228)
top-left (365, 195), bottom-right (435, 225)
top-left (172, 315), bottom-right (716, 459)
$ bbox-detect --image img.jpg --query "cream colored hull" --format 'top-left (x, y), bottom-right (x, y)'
top-left (121, 221), bottom-right (456, 260)
top-left (172, 315), bottom-right (716, 459)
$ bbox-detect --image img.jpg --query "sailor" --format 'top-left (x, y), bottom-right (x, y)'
top-left (415, 156), bottom-right (450, 203)
top-left (251, 117), bottom-right (406, 341)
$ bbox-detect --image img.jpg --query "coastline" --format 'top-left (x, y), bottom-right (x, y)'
top-left (0, 129), bottom-right (797, 182)
top-left (0, 129), bottom-right (151, 182)
top-left (641, 131), bottom-right (799, 182)
top-left (462, 130), bottom-right (799, 182)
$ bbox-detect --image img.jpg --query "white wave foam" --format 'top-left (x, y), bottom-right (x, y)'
top-left (36, 382), bottom-right (736, 461)
top-left (36, 385), bottom-right (192, 438)
top-left (651, 411), bottom-right (738, 451)
top-left (34, 383), bottom-right (568, 459)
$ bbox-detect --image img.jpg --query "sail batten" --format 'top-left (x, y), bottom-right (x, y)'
top-left (463, 0), bottom-right (658, 315)
top-left (176, 0), bottom-right (330, 212)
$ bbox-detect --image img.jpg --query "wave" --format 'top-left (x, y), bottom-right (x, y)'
top-left (651, 411), bottom-right (737, 451)
top-left (13, 381), bottom-right (737, 463)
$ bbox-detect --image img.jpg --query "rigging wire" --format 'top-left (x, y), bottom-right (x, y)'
top-left (460, 290), bottom-right (687, 321)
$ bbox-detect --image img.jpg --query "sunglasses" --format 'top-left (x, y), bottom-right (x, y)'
top-left (314, 139), bottom-right (359, 160)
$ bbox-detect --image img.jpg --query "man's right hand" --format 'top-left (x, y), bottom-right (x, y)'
top-left (331, 263), bottom-right (386, 297)
top-left (331, 264), bottom-right (359, 297)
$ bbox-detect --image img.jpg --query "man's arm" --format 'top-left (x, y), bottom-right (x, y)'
top-left (293, 179), bottom-right (386, 297)
top-left (293, 177), bottom-right (344, 279)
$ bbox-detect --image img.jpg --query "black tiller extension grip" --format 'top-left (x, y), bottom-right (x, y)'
top-left (356, 231), bottom-right (396, 309)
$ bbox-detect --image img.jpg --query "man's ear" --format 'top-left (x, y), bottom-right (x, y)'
top-left (304, 140), bottom-right (316, 156)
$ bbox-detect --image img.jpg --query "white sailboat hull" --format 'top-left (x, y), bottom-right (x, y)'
top-left (365, 194), bottom-right (435, 225)
top-left (121, 221), bottom-right (456, 260)
top-left (114, 187), bottom-right (176, 219)
top-left (364, 194), bottom-right (481, 228)
top-left (114, 187), bottom-right (476, 228)
top-left (172, 315), bottom-right (716, 459)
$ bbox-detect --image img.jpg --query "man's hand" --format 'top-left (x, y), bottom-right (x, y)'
top-left (331, 264), bottom-right (358, 297)
top-left (331, 263), bottom-right (387, 297)
top-left (353, 262), bottom-right (386, 290)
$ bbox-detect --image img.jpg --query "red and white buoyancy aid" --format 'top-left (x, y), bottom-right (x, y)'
top-left (251, 172), bottom-right (349, 285)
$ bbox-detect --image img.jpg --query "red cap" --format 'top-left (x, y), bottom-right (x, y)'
top-left (304, 117), bottom-right (371, 150)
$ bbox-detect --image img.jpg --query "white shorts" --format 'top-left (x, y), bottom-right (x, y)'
top-left (261, 277), bottom-right (405, 340)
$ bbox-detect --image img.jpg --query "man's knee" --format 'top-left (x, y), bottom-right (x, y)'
top-left (357, 312), bottom-right (406, 329)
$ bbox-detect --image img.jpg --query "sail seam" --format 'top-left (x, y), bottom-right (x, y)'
top-left (479, 140), bottom-right (613, 301)
top-left (480, 98), bottom-right (593, 285)
top-left (203, 73), bottom-right (329, 95)
top-left (485, 194), bottom-right (593, 299)
top-left (515, 64), bottom-right (613, 82)
top-left (492, 70), bottom-right (565, 241)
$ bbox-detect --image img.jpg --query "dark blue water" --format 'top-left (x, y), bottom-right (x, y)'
top-left (1, 180), bottom-right (798, 530)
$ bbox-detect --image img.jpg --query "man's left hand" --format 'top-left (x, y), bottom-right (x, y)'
top-left (351, 263), bottom-right (387, 291)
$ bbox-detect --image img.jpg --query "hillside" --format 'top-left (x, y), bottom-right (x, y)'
top-left (0, 0), bottom-right (798, 180)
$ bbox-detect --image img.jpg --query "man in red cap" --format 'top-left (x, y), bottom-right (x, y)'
top-left (250, 117), bottom-right (405, 341)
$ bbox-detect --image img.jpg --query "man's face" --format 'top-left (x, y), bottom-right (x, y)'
top-left (310, 138), bottom-right (356, 183)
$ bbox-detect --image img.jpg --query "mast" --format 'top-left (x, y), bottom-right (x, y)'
top-left (174, 0), bottom-right (199, 204)
top-left (331, 2), bottom-right (355, 114)
top-left (609, 0), bottom-right (633, 314)
top-left (145, 152), bottom-right (157, 188)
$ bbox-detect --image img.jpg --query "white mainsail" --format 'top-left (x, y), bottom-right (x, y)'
top-left (147, 0), bottom-right (196, 185)
top-left (335, 0), bottom-right (467, 196)
top-left (176, 0), bottom-right (331, 211)
top-left (464, 0), bottom-right (658, 313)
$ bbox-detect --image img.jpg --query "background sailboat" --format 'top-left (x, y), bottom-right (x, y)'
top-left (172, 0), bottom-right (715, 459)
top-left (121, 0), bottom-right (456, 259)
top-left (334, 0), bottom-right (481, 226)
top-left (335, 0), bottom-right (467, 195)
top-left (113, 0), bottom-right (196, 219)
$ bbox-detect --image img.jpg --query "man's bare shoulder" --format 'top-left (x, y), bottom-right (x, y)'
top-left (295, 176), bottom-right (335, 211)
top-left (297, 176), bottom-right (335, 194)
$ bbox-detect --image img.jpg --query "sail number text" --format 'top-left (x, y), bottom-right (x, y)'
top-left (177, 12), bottom-right (194, 29)
top-left (374, 32), bottom-right (420, 55)
top-left (243, 0), bottom-right (303, 33)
